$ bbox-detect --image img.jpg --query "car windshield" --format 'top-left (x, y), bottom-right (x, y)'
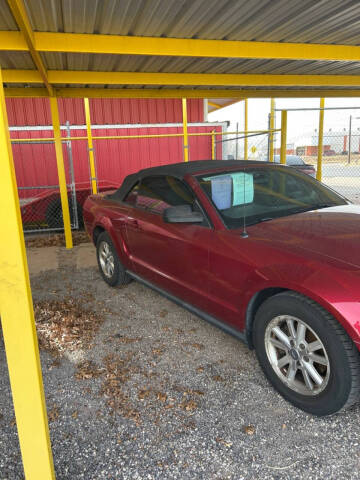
top-left (196, 165), bottom-right (347, 229)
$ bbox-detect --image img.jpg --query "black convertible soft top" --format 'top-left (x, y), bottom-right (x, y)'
top-left (108, 159), bottom-right (266, 201)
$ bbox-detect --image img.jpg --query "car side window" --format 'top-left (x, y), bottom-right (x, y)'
top-left (123, 182), bottom-right (140, 206)
top-left (124, 175), bottom-right (210, 226)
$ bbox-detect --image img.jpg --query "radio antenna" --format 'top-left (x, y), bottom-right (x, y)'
top-left (241, 169), bottom-right (248, 238)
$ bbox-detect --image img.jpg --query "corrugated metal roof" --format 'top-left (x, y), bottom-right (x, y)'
top-left (13, 0), bottom-right (360, 45)
top-left (2, 0), bottom-right (360, 91)
top-left (0, 0), bottom-right (18, 30)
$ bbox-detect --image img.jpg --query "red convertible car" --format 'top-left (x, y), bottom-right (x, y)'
top-left (83, 160), bottom-right (360, 416)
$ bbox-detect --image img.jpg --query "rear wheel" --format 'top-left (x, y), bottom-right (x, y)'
top-left (253, 292), bottom-right (360, 416)
top-left (96, 231), bottom-right (131, 287)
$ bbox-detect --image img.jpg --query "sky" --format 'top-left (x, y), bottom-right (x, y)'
top-left (209, 97), bottom-right (360, 157)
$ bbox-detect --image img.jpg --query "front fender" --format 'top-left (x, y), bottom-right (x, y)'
top-left (242, 263), bottom-right (360, 349)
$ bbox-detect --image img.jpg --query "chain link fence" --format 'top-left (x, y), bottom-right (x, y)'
top-left (274, 107), bottom-right (360, 203)
top-left (217, 129), bottom-right (270, 161)
top-left (13, 126), bottom-right (80, 233)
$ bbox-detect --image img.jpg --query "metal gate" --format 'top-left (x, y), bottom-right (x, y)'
top-left (14, 122), bottom-right (79, 233)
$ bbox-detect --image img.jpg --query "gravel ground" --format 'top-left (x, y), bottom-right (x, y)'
top-left (1, 246), bottom-right (360, 479)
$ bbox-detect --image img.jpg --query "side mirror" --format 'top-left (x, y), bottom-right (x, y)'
top-left (163, 204), bottom-right (204, 224)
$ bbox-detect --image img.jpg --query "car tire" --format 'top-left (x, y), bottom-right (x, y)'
top-left (253, 291), bottom-right (360, 416)
top-left (96, 231), bottom-right (131, 287)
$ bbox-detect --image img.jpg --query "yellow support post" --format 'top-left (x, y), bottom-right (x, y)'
top-left (280, 110), bottom-right (288, 165)
top-left (0, 68), bottom-right (55, 479)
top-left (84, 98), bottom-right (98, 194)
top-left (269, 98), bottom-right (275, 162)
top-left (182, 98), bottom-right (189, 162)
top-left (244, 99), bottom-right (248, 160)
top-left (317, 98), bottom-right (325, 181)
top-left (49, 97), bottom-right (73, 249)
top-left (211, 130), bottom-right (215, 160)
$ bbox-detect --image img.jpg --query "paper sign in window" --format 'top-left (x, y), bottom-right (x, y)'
top-left (210, 175), bottom-right (232, 210)
top-left (232, 172), bottom-right (254, 205)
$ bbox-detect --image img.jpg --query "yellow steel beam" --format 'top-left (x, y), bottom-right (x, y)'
top-left (280, 110), bottom-right (288, 165)
top-left (0, 67), bottom-right (55, 480)
top-left (211, 130), bottom-right (216, 160)
top-left (49, 97), bottom-right (73, 249)
top-left (3, 30), bottom-right (360, 63)
top-left (5, 87), bottom-right (360, 99)
top-left (6, 1), bottom-right (53, 95)
top-left (182, 98), bottom-right (189, 162)
top-left (84, 98), bottom-right (98, 194)
top-left (269, 98), bottom-right (275, 162)
top-left (317, 98), bottom-right (325, 182)
top-left (208, 98), bottom-right (243, 112)
top-left (208, 101), bottom-right (222, 109)
top-left (6, 70), bottom-right (360, 87)
top-left (244, 99), bottom-right (248, 160)
top-left (0, 31), bottom-right (27, 50)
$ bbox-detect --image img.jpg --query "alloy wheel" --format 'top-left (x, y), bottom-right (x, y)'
top-left (99, 241), bottom-right (115, 278)
top-left (264, 315), bottom-right (330, 396)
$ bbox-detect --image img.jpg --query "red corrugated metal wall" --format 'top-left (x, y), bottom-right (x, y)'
top-left (12, 124), bottom-right (223, 198)
top-left (7, 97), bottom-right (225, 199)
top-left (5, 98), bottom-right (204, 126)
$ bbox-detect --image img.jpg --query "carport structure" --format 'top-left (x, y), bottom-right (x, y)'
top-left (2, 1), bottom-right (360, 478)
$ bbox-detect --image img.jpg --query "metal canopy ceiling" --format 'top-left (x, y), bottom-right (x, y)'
top-left (2, 0), bottom-right (360, 97)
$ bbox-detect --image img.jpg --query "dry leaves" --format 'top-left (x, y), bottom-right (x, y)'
top-left (243, 425), bottom-right (256, 435)
top-left (179, 399), bottom-right (198, 411)
top-left (75, 360), bottom-right (104, 380)
top-left (216, 437), bottom-right (233, 448)
top-left (34, 298), bottom-right (103, 356)
top-left (100, 353), bottom-right (141, 425)
top-left (112, 334), bottom-right (142, 344)
top-left (48, 406), bottom-right (59, 422)
top-left (26, 231), bottom-right (90, 248)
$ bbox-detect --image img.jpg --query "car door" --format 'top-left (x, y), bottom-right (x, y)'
top-left (121, 175), bottom-right (213, 312)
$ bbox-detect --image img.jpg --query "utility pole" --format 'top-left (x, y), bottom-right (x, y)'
top-left (348, 115), bottom-right (352, 165)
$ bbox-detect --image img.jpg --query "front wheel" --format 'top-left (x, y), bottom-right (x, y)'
top-left (96, 232), bottom-right (131, 287)
top-left (253, 292), bottom-right (360, 416)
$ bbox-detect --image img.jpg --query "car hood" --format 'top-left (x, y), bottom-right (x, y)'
top-left (244, 205), bottom-right (360, 268)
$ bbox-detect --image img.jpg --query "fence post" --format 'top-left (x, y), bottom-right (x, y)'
top-left (317, 98), bottom-right (325, 181)
top-left (211, 130), bottom-right (215, 160)
top-left (269, 98), bottom-right (275, 162)
top-left (0, 68), bottom-right (56, 479)
top-left (280, 110), bottom-right (287, 165)
top-left (49, 97), bottom-right (73, 249)
top-left (244, 98), bottom-right (248, 159)
top-left (182, 98), bottom-right (189, 162)
top-left (84, 98), bottom-right (98, 194)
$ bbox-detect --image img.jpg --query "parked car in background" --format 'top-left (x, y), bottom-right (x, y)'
top-left (274, 155), bottom-right (316, 177)
top-left (84, 159), bottom-right (360, 416)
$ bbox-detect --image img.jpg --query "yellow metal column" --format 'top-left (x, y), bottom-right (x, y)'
top-left (84, 97), bottom-right (98, 194)
top-left (244, 98), bottom-right (248, 159)
top-left (49, 96), bottom-right (73, 249)
top-left (317, 98), bottom-right (325, 181)
top-left (211, 130), bottom-right (215, 160)
top-left (0, 68), bottom-right (55, 479)
top-left (269, 98), bottom-right (275, 162)
top-left (182, 98), bottom-right (189, 162)
top-left (280, 110), bottom-right (287, 165)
